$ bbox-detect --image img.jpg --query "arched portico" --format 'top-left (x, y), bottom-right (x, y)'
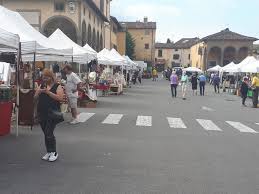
top-left (42, 16), bottom-right (79, 43)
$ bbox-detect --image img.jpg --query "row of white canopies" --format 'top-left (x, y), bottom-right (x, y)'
top-left (0, 5), bottom-right (137, 69)
top-left (207, 56), bottom-right (259, 73)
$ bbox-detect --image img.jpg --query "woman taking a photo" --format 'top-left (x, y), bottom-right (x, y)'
top-left (35, 69), bottom-right (64, 162)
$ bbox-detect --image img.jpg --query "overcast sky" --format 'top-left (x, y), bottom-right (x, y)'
top-left (111, 0), bottom-right (259, 43)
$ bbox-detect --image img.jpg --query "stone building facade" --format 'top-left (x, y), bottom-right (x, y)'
top-left (110, 16), bottom-right (126, 56)
top-left (155, 38), bottom-right (199, 71)
top-left (0, 0), bottom-right (112, 51)
top-left (190, 28), bottom-right (258, 70)
top-left (121, 17), bottom-right (156, 67)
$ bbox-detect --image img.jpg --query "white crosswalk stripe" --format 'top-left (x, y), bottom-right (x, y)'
top-left (77, 113), bottom-right (95, 123)
top-left (167, 117), bottom-right (187, 128)
top-left (76, 112), bottom-right (259, 134)
top-left (136, 116), bottom-right (152, 127)
top-left (196, 119), bottom-right (222, 131)
top-left (102, 114), bottom-right (124, 125)
top-left (226, 121), bottom-right (258, 133)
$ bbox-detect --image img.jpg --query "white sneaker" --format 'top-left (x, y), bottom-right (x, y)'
top-left (70, 118), bottom-right (80, 125)
top-left (42, 153), bottom-right (51, 161)
top-left (48, 152), bottom-right (58, 162)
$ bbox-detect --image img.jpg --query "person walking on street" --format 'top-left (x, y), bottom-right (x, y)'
top-left (181, 72), bottom-right (188, 100)
top-left (35, 69), bottom-right (64, 162)
top-left (63, 64), bottom-right (82, 124)
top-left (240, 77), bottom-right (249, 106)
top-left (213, 73), bottom-right (220, 93)
top-left (170, 71), bottom-right (178, 98)
top-left (210, 73), bottom-right (215, 85)
top-left (138, 69), bottom-right (142, 84)
top-left (251, 74), bottom-right (259, 108)
top-left (152, 68), bottom-right (158, 81)
top-left (191, 73), bottom-right (198, 95)
top-left (198, 73), bottom-right (206, 96)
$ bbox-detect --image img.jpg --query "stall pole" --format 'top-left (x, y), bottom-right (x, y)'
top-left (30, 52), bottom-right (36, 130)
top-left (16, 42), bottom-right (21, 137)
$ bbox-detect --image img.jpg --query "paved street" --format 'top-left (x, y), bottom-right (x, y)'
top-left (1, 78), bottom-right (259, 194)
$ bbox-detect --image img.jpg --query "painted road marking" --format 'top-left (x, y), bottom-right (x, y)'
top-left (202, 106), bottom-right (214, 112)
top-left (102, 114), bottom-right (124, 125)
top-left (167, 117), bottom-right (187, 128)
top-left (226, 121), bottom-right (258, 133)
top-left (196, 119), bottom-right (222, 131)
top-left (77, 113), bottom-right (95, 123)
top-left (136, 116), bottom-right (152, 127)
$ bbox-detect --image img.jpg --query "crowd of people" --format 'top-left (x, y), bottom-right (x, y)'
top-left (164, 68), bottom-right (259, 108)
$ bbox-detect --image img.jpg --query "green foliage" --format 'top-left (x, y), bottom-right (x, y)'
top-left (126, 31), bottom-right (136, 59)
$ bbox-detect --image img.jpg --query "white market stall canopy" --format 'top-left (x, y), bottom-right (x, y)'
top-left (134, 61), bottom-right (147, 70)
top-left (0, 6), bottom-right (72, 61)
top-left (184, 67), bottom-right (203, 73)
top-left (0, 28), bottom-right (19, 51)
top-left (221, 62), bottom-right (236, 72)
top-left (110, 48), bottom-right (126, 66)
top-left (207, 65), bottom-right (222, 72)
top-left (83, 43), bottom-right (97, 58)
top-left (123, 55), bottom-right (137, 69)
top-left (48, 29), bottom-right (97, 63)
top-left (241, 60), bottom-right (259, 73)
top-left (98, 48), bottom-right (123, 66)
top-left (222, 56), bottom-right (257, 73)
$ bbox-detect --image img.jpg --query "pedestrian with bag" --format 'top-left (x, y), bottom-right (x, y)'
top-left (170, 71), bottom-right (178, 98)
top-left (35, 69), bottom-right (64, 162)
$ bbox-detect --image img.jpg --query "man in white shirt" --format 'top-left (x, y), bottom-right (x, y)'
top-left (63, 65), bottom-right (82, 124)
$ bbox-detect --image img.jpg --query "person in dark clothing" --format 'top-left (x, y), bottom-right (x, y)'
top-left (138, 70), bottom-right (142, 84)
top-left (213, 74), bottom-right (220, 93)
top-left (35, 69), bottom-right (64, 162)
top-left (191, 73), bottom-right (198, 95)
top-left (240, 77), bottom-right (249, 106)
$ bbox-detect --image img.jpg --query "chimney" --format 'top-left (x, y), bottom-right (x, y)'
top-left (144, 17), bottom-right (148, 23)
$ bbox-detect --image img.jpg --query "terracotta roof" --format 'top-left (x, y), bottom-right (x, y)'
top-left (84, 0), bottom-right (109, 22)
top-left (120, 21), bottom-right (156, 29)
top-left (155, 42), bottom-right (175, 49)
top-left (173, 38), bottom-right (200, 49)
top-left (201, 28), bottom-right (258, 41)
top-left (155, 38), bottom-right (199, 49)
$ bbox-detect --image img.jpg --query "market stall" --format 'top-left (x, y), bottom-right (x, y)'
top-left (0, 28), bottom-right (20, 136)
top-left (207, 65), bottom-right (222, 72)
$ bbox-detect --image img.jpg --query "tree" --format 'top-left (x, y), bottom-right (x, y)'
top-left (167, 38), bottom-right (171, 43)
top-left (126, 31), bottom-right (136, 59)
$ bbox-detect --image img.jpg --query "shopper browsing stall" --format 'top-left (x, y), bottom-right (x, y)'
top-left (63, 65), bottom-right (82, 124)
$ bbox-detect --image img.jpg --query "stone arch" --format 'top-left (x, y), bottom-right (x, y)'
top-left (88, 24), bottom-right (92, 46)
top-left (223, 46), bottom-right (236, 65)
top-left (100, 34), bottom-right (103, 50)
top-left (96, 31), bottom-right (100, 51)
top-left (207, 47), bottom-right (221, 68)
top-left (92, 28), bottom-right (96, 50)
top-left (82, 20), bottom-right (87, 46)
top-left (42, 16), bottom-right (79, 43)
top-left (237, 47), bottom-right (249, 62)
